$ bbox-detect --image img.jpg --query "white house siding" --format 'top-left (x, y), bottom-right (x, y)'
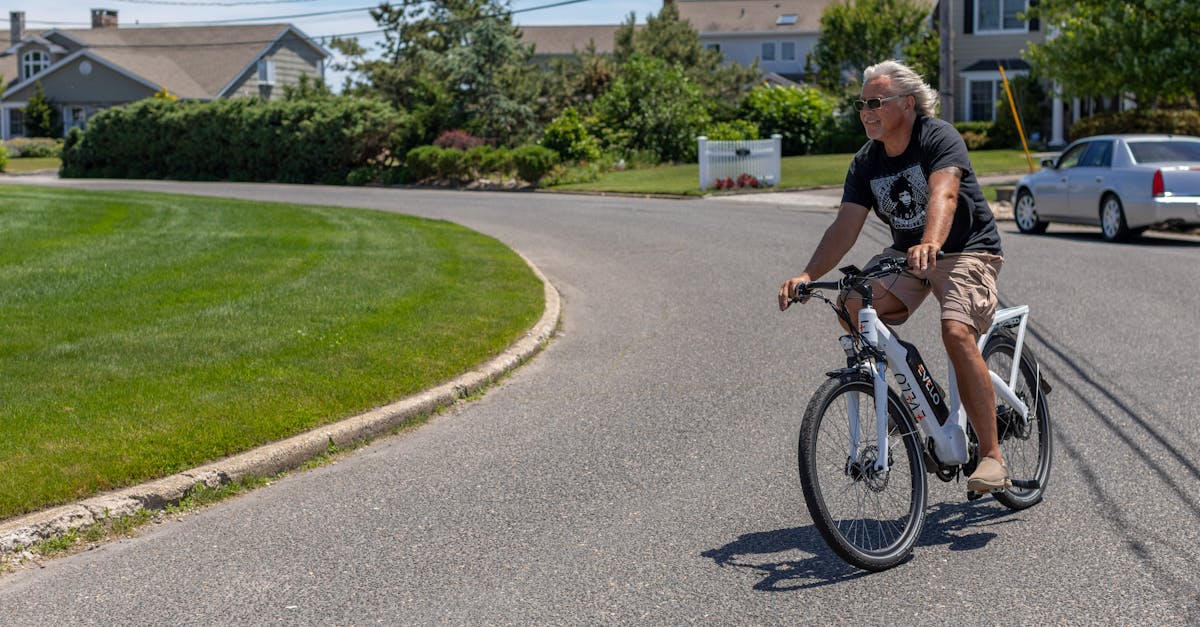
top-left (699, 32), bottom-right (817, 77)
top-left (949, 0), bottom-right (1047, 123)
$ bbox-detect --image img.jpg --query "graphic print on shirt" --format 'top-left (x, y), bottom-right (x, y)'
top-left (870, 165), bottom-right (928, 232)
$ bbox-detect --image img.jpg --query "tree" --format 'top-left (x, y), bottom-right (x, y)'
top-left (613, 2), bottom-right (759, 120)
top-left (433, 12), bottom-right (536, 141)
top-left (1025, 0), bottom-right (1200, 107)
top-left (23, 82), bottom-right (61, 138)
top-left (330, 0), bottom-right (539, 145)
top-left (739, 84), bottom-right (835, 155)
top-left (592, 54), bottom-right (710, 162)
top-left (806, 0), bottom-right (934, 90)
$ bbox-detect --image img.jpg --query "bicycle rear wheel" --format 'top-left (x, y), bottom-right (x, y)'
top-left (797, 373), bottom-right (927, 572)
top-left (983, 333), bottom-right (1052, 510)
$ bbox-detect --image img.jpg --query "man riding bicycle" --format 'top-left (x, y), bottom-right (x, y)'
top-left (777, 60), bottom-right (1008, 493)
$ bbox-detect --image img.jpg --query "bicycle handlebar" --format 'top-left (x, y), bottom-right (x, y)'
top-left (789, 252), bottom-right (945, 302)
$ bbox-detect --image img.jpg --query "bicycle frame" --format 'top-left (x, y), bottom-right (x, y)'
top-left (853, 303), bottom-right (1033, 472)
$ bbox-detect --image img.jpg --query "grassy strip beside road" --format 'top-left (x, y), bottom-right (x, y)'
top-left (0, 187), bottom-right (543, 521)
top-left (3, 158), bottom-right (62, 174)
top-left (551, 149), bottom-right (1035, 196)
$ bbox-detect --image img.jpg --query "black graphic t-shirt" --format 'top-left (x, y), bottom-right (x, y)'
top-left (841, 116), bottom-right (1002, 255)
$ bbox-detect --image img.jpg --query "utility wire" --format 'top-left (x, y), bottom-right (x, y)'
top-left (34, 0), bottom-right (597, 48)
top-left (110, 0), bottom-right (327, 6)
top-left (27, 6), bottom-right (374, 27)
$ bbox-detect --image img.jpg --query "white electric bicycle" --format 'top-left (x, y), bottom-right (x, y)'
top-left (788, 256), bottom-right (1052, 571)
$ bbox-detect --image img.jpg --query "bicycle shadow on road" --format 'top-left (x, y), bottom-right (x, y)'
top-left (701, 499), bottom-right (1021, 590)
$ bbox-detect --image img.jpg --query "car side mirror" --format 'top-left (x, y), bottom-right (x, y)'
top-left (1040, 158), bottom-right (1056, 169)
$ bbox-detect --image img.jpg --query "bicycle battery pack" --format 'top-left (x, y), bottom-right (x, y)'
top-left (897, 339), bottom-right (949, 425)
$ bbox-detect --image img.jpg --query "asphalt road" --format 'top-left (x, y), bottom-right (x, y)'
top-left (2, 179), bottom-right (1198, 624)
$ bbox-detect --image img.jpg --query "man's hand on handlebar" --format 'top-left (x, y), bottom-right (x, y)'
top-left (907, 242), bottom-right (942, 273)
top-left (778, 274), bottom-right (812, 311)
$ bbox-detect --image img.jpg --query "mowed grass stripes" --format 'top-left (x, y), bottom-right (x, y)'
top-left (0, 187), bottom-right (544, 520)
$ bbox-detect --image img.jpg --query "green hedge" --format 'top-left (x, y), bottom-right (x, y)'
top-left (61, 97), bottom-right (405, 184)
top-left (4, 137), bottom-right (63, 158)
top-left (1069, 109), bottom-right (1200, 141)
top-left (403, 144), bottom-right (555, 186)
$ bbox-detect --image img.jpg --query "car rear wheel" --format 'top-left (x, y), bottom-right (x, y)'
top-left (1014, 190), bottom-right (1049, 234)
top-left (1100, 194), bottom-right (1141, 242)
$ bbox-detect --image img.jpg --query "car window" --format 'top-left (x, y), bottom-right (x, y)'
top-left (1056, 142), bottom-right (1090, 169)
top-left (1128, 141), bottom-right (1200, 164)
top-left (1079, 141), bottom-right (1113, 167)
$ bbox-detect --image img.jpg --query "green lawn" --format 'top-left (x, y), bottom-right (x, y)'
top-left (0, 186), bottom-right (543, 520)
top-left (3, 157), bottom-right (61, 174)
top-left (550, 149), bottom-right (1036, 196)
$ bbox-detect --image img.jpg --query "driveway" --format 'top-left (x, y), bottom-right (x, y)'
top-left (1, 179), bottom-right (1197, 623)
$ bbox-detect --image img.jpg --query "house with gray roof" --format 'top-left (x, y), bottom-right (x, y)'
top-left (0, 9), bottom-right (329, 140)
top-left (519, 0), bottom-right (835, 80)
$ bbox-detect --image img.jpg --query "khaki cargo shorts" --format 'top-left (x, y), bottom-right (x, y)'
top-left (864, 248), bottom-right (1004, 334)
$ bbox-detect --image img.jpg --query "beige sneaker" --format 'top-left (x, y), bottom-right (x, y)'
top-left (967, 457), bottom-right (1011, 493)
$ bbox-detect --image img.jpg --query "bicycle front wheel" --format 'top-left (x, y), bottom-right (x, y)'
top-left (983, 333), bottom-right (1052, 510)
top-left (797, 373), bottom-right (927, 572)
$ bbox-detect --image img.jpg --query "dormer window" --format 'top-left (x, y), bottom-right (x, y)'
top-left (777, 14), bottom-right (798, 25)
top-left (22, 50), bottom-right (49, 80)
top-left (257, 59), bottom-right (276, 85)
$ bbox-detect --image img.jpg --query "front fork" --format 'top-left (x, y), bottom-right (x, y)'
top-left (844, 305), bottom-right (890, 473)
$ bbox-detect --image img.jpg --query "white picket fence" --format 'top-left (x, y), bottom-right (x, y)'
top-left (697, 134), bottom-right (782, 191)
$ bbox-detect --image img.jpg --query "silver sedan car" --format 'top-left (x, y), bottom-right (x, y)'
top-left (1013, 134), bottom-right (1200, 241)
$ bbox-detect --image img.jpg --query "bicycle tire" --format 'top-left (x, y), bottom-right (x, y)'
top-left (982, 333), bottom-right (1052, 510)
top-left (797, 372), bottom-right (927, 572)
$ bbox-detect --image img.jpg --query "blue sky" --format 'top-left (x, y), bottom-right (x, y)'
top-left (19, 1), bottom-right (666, 89)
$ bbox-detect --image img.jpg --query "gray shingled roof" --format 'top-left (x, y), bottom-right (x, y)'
top-left (50, 24), bottom-right (323, 98)
top-left (519, 24), bottom-right (630, 56)
top-left (675, 0), bottom-right (836, 33)
top-left (2, 23), bottom-right (327, 99)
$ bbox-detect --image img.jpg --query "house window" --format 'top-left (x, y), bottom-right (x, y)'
top-left (257, 59), bottom-right (276, 85)
top-left (777, 14), bottom-right (798, 25)
top-left (969, 80), bottom-right (999, 121)
top-left (977, 0), bottom-right (1027, 33)
top-left (22, 51), bottom-right (49, 80)
top-left (9, 109), bottom-right (25, 137)
top-left (781, 42), bottom-right (796, 61)
top-left (706, 43), bottom-right (721, 53)
top-left (761, 42), bottom-right (776, 62)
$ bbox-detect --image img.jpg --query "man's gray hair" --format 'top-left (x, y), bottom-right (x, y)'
top-left (863, 60), bottom-right (938, 118)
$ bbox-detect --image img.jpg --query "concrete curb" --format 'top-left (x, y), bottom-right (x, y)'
top-left (0, 254), bottom-right (560, 556)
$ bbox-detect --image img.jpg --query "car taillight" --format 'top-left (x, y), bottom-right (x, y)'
top-left (1152, 169), bottom-right (1165, 197)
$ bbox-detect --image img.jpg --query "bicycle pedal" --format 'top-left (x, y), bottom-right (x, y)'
top-left (966, 490), bottom-right (984, 501)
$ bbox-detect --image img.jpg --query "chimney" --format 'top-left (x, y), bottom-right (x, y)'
top-left (10, 11), bottom-right (24, 46)
top-left (91, 9), bottom-right (118, 29)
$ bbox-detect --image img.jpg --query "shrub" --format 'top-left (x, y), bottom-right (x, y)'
top-left (435, 147), bottom-right (468, 182)
top-left (511, 145), bottom-right (559, 186)
top-left (1069, 109), bottom-right (1200, 141)
top-left (541, 107), bottom-right (602, 162)
top-left (0, 142), bottom-right (8, 172)
top-left (60, 96), bottom-right (405, 184)
top-left (592, 54), bottom-right (711, 163)
top-left (816, 103), bottom-right (866, 154)
top-left (466, 145), bottom-right (515, 179)
top-left (405, 145), bottom-right (444, 182)
top-left (739, 84), bottom-right (835, 155)
top-left (4, 137), bottom-right (62, 158)
top-left (433, 129), bottom-right (486, 151)
top-left (704, 120), bottom-right (760, 141)
top-left (478, 146), bottom-right (513, 177)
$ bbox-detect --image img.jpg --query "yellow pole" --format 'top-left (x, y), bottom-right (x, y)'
top-left (999, 65), bottom-right (1035, 172)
